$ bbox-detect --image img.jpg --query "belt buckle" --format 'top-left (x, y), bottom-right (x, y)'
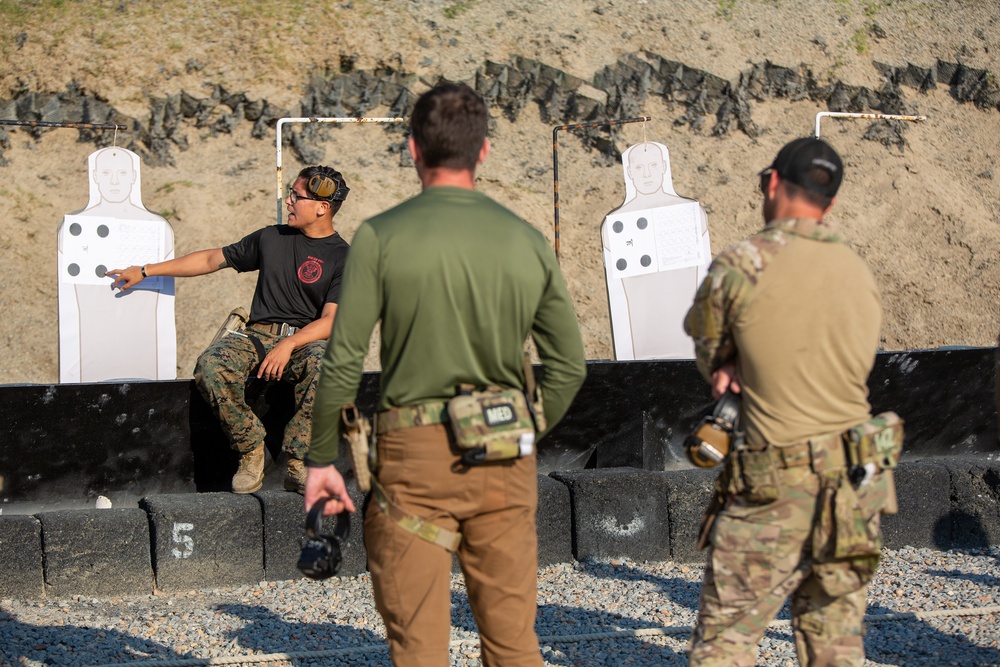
top-left (279, 323), bottom-right (290, 337)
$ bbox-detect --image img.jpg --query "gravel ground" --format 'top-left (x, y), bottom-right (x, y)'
top-left (2, 546), bottom-right (998, 667)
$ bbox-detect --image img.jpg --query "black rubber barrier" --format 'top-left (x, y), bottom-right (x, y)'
top-left (0, 460), bottom-right (998, 599)
top-left (40, 508), bottom-right (151, 597)
top-left (0, 349), bottom-right (995, 509)
top-left (140, 493), bottom-right (263, 593)
top-left (0, 515), bottom-right (43, 599)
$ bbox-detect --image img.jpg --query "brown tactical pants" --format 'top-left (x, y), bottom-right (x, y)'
top-left (689, 465), bottom-right (873, 667)
top-left (364, 423), bottom-right (543, 667)
top-left (193, 330), bottom-right (325, 458)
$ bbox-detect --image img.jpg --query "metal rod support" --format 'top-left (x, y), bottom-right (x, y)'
top-left (275, 117), bottom-right (405, 226)
top-left (814, 112), bottom-right (927, 138)
top-left (0, 119), bottom-right (128, 131)
top-left (552, 117), bottom-right (651, 261)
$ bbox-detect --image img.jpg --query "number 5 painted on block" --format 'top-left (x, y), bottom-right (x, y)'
top-left (171, 522), bottom-right (194, 558)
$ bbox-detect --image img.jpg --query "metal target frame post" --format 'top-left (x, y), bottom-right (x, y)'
top-left (0, 119), bottom-right (129, 152)
top-left (814, 111), bottom-right (927, 138)
top-left (275, 117), bottom-right (405, 226)
top-left (551, 117), bottom-right (652, 261)
top-left (0, 120), bottom-right (128, 131)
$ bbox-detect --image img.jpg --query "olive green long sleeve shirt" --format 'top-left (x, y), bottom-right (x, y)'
top-left (308, 186), bottom-right (587, 464)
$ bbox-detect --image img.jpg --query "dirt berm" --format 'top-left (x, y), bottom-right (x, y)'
top-left (0, 1), bottom-right (997, 384)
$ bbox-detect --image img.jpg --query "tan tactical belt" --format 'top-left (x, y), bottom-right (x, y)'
top-left (249, 322), bottom-right (298, 337)
top-left (772, 433), bottom-right (845, 472)
top-left (376, 401), bottom-right (449, 434)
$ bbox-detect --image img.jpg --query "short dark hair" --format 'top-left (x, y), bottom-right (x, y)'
top-left (297, 165), bottom-right (348, 216)
top-left (780, 175), bottom-right (834, 210)
top-left (410, 83), bottom-right (488, 171)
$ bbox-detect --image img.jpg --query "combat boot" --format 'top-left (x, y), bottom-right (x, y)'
top-left (232, 444), bottom-right (265, 494)
top-left (284, 457), bottom-right (307, 494)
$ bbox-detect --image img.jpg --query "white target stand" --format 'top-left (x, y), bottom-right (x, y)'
top-left (58, 146), bottom-right (177, 382)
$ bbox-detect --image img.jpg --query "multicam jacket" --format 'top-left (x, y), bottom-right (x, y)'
top-left (684, 217), bottom-right (882, 447)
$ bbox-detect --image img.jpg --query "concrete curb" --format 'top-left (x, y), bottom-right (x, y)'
top-left (2, 459), bottom-right (998, 599)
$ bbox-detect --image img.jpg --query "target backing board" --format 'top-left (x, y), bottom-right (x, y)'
top-left (57, 147), bottom-right (176, 383)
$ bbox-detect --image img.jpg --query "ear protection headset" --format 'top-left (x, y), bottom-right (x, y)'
top-left (307, 170), bottom-right (350, 202)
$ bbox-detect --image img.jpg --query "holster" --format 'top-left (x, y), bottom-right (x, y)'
top-left (211, 307), bottom-right (250, 344)
top-left (210, 306), bottom-right (267, 375)
top-left (341, 404), bottom-right (372, 492)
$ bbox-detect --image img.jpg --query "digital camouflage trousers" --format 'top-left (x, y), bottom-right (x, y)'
top-left (193, 329), bottom-right (326, 459)
top-left (689, 464), bottom-right (880, 667)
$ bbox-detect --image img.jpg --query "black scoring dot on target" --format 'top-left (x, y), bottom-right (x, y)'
top-left (637, 217), bottom-right (648, 230)
top-left (612, 220), bottom-right (624, 233)
top-left (641, 255), bottom-right (652, 267)
top-left (68, 263), bottom-right (80, 277)
top-left (95, 264), bottom-right (107, 277)
top-left (70, 223), bottom-right (82, 236)
top-left (616, 258), bottom-right (627, 271)
top-left (97, 225), bottom-right (110, 238)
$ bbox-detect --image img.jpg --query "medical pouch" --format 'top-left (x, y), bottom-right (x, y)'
top-left (447, 387), bottom-right (537, 464)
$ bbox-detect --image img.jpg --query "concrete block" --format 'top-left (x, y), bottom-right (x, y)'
top-left (663, 468), bottom-right (718, 564)
top-left (257, 482), bottom-right (367, 582)
top-left (141, 493), bottom-right (262, 592)
top-left (551, 468), bottom-right (670, 562)
top-left (881, 461), bottom-right (951, 550)
top-left (937, 457), bottom-right (1000, 548)
top-left (537, 474), bottom-right (572, 566)
top-left (40, 509), bottom-right (151, 597)
top-left (0, 515), bottom-right (44, 599)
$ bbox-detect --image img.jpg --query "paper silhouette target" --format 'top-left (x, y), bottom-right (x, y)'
top-left (57, 147), bottom-right (177, 382)
top-left (601, 142), bottom-right (711, 360)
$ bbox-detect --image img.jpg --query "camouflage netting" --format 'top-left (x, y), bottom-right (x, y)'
top-left (0, 53), bottom-right (997, 167)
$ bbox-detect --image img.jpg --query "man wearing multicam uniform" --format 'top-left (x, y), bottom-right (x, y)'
top-left (108, 166), bottom-right (350, 494)
top-left (305, 83), bottom-right (586, 667)
top-left (684, 137), bottom-right (884, 666)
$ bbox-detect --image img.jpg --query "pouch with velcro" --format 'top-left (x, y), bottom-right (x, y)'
top-left (736, 446), bottom-right (781, 504)
top-left (845, 411), bottom-right (904, 471)
top-left (844, 411), bottom-right (905, 515)
top-left (447, 386), bottom-right (538, 466)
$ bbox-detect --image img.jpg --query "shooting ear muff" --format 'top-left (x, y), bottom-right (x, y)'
top-left (685, 390), bottom-right (742, 468)
top-left (307, 173), bottom-right (350, 202)
top-left (297, 497), bottom-right (351, 579)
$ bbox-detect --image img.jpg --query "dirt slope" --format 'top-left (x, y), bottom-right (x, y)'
top-left (0, 0), bottom-right (997, 384)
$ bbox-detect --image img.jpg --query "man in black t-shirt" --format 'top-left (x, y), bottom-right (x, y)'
top-left (108, 166), bottom-right (351, 494)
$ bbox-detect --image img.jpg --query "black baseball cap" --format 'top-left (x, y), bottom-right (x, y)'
top-left (761, 137), bottom-right (844, 198)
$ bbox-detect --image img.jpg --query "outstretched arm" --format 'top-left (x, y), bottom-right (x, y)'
top-left (106, 248), bottom-right (229, 291)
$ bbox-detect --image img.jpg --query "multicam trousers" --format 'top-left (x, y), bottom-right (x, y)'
top-left (689, 464), bottom-right (877, 667)
top-left (193, 327), bottom-right (325, 459)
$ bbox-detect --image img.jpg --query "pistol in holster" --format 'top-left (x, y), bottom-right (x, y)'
top-left (211, 307), bottom-right (250, 344)
top-left (210, 306), bottom-right (269, 376)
